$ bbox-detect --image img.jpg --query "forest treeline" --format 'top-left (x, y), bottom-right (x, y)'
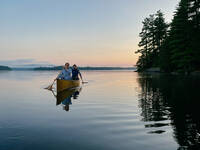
top-left (136, 0), bottom-right (200, 73)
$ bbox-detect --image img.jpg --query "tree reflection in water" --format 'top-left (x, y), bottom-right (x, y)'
top-left (137, 73), bottom-right (200, 150)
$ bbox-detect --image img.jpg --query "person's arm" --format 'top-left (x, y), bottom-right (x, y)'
top-left (70, 68), bottom-right (72, 76)
top-left (69, 68), bottom-right (72, 79)
top-left (54, 70), bottom-right (63, 81)
top-left (78, 71), bottom-right (83, 82)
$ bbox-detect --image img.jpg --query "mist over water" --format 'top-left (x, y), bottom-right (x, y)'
top-left (0, 71), bottom-right (199, 150)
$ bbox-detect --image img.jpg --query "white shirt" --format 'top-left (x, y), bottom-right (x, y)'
top-left (57, 68), bottom-right (72, 80)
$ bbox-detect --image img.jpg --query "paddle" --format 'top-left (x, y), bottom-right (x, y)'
top-left (44, 79), bottom-right (56, 90)
top-left (82, 81), bottom-right (88, 84)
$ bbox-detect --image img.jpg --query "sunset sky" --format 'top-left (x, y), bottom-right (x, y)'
top-left (0, 0), bottom-right (179, 67)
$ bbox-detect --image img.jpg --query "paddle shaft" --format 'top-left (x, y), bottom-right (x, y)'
top-left (82, 81), bottom-right (88, 84)
top-left (51, 79), bottom-right (56, 86)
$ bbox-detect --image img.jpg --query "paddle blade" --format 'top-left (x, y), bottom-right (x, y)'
top-left (44, 80), bottom-right (56, 90)
top-left (44, 84), bottom-right (53, 90)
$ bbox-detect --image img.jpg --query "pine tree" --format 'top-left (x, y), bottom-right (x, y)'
top-left (136, 11), bottom-right (168, 71)
top-left (188, 0), bottom-right (200, 70)
top-left (154, 10), bottom-right (168, 67)
top-left (160, 36), bottom-right (172, 72)
top-left (137, 0), bottom-right (200, 73)
top-left (135, 17), bottom-right (151, 71)
top-left (167, 0), bottom-right (193, 73)
top-left (166, 0), bottom-right (200, 73)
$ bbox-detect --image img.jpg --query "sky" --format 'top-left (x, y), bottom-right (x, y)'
top-left (0, 0), bottom-right (179, 67)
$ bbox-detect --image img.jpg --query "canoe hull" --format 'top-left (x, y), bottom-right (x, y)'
top-left (57, 79), bottom-right (80, 92)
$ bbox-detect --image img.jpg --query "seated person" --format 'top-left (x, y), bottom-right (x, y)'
top-left (55, 62), bottom-right (72, 80)
top-left (72, 64), bottom-right (83, 82)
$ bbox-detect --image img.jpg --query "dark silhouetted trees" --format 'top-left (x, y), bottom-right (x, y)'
top-left (136, 0), bottom-right (200, 73)
top-left (136, 11), bottom-right (168, 71)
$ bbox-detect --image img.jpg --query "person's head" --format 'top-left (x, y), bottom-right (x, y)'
top-left (73, 64), bottom-right (78, 69)
top-left (63, 105), bottom-right (69, 111)
top-left (64, 62), bottom-right (70, 69)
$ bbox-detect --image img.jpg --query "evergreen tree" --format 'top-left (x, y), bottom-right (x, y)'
top-left (166, 0), bottom-right (200, 73)
top-left (160, 37), bottom-right (172, 72)
top-left (135, 17), bottom-right (151, 71)
top-left (168, 0), bottom-right (192, 72)
top-left (136, 0), bottom-right (200, 73)
top-left (136, 11), bottom-right (168, 71)
top-left (188, 0), bottom-right (200, 70)
top-left (154, 10), bottom-right (168, 66)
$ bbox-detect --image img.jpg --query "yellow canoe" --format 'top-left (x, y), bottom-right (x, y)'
top-left (57, 79), bottom-right (80, 92)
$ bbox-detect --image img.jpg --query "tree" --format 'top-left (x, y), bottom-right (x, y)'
top-left (188, 0), bottom-right (200, 70)
top-left (168, 0), bottom-right (192, 72)
top-left (135, 11), bottom-right (168, 71)
top-left (165, 0), bottom-right (200, 73)
top-left (136, 0), bottom-right (200, 73)
top-left (135, 17), bottom-right (151, 71)
top-left (154, 10), bottom-right (169, 66)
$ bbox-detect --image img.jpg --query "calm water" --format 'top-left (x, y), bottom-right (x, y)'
top-left (0, 71), bottom-right (200, 150)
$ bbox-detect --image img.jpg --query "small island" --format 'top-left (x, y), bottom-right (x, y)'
top-left (0, 65), bottom-right (12, 70)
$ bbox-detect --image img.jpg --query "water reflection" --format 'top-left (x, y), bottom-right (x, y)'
top-left (51, 87), bottom-right (82, 111)
top-left (137, 73), bottom-right (200, 149)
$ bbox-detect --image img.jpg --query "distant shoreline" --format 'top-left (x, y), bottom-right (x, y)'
top-left (0, 65), bottom-right (136, 71)
top-left (33, 66), bottom-right (136, 71)
top-left (0, 65), bottom-right (12, 70)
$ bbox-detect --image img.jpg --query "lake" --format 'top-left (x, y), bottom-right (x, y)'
top-left (0, 71), bottom-right (199, 150)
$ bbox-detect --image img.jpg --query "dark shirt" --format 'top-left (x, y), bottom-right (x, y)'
top-left (62, 96), bottom-right (72, 105)
top-left (72, 68), bottom-right (80, 80)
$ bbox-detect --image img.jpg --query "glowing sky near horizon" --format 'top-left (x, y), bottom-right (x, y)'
top-left (0, 0), bottom-right (179, 66)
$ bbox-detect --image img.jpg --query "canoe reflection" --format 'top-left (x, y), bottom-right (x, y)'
top-left (52, 87), bottom-right (82, 111)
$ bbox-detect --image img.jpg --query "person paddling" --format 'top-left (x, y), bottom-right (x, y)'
top-left (72, 64), bottom-right (83, 83)
top-left (55, 62), bottom-right (72, 81)
top-left (45, 63), bottom-right (86, 90)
